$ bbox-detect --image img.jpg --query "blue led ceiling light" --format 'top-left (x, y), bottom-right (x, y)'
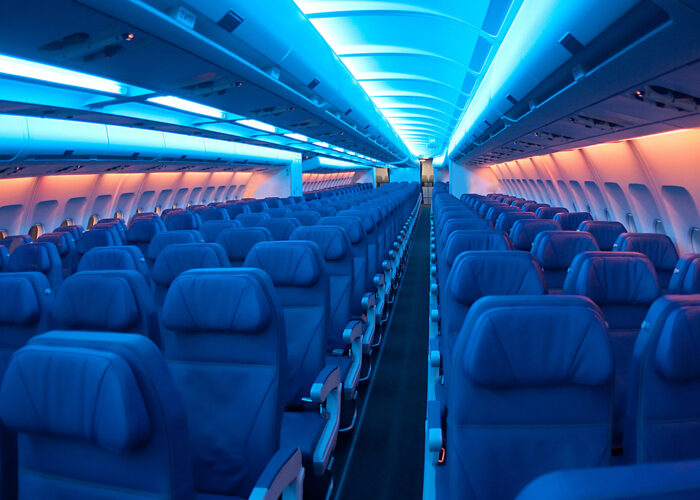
top-left (236, 118), bottom-right (277, 133)
top-left (147, 95), bottom-right (226, 119)
top-left (293, 0), bottom-right (524, 158)
top-left (0, 53), bottom-right (124, 94)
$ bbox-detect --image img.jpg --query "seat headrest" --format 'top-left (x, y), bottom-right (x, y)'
top-left (216, 227), bottom-right (273, 261)
top-left (448, 251), bottom-right (547, 306)
top-left (531, 231), bottom-right (599, 270)
top-left (265, 208), bottom-right (291, 218)
top-left (198, 207), bottom-right (229, 222)
top-left (164, 211), bottom-right (201, 230)
top-left (291, 226), bottom-right (351, 261)
top-left (126, 219), bottom-right (161, 243)
top-left (577, 221), bottom-right (627, 251)
top-left (668, 254), bottom-right (700, 294)
top-left (77, 229), bottom-right (118, 254)
top-left (290, 211), bottom-right (321, 226)
top-left (338, 210), bottom-right (376, 233)
top-left (654, 305), bottom-right (700, 382)
top-left (222, 203), bottom-right (248, 218)
top-left (37, 232), bottom-right (73, 256)
top-left (494, 212), bottom-right (536, 233)
top-left (319, 216), bottom-right (365, 244)
top-left (0, 235), bottom-right (33, 253)
top-left (8, 243), bottom-right (58, 273)
top-left (259, 218), bottom-right (300, 240)
top-left (0, 345), bottom-right (150, 452)
top-left (444, 230), bottom-right (512, 266)
top-left (0, 246), bottom-right (8, 271)
top-left (146, 230), bottom-right (203, 260)
top-left (162, 269), bottom-right (273, 333)
top-left (553, 212), bottom-right (593, 231)
top-left (244, 241), bottom-right (323, 287)
top-left (563, 251), bottom-right (660, 304)
top-left (54, 225), bottom-right (84, 241)
top-left (78, 246), bottom-right (148, 275)
top-left (235, 212), bottom-right (271, 227)
top-left (522, 202), bottom-right (549, 213)
top-left (536, 206), bottom-right (569, 219)
top-left (463, 296), bottom-right (612, 388)
top-left (52, 271), bottom-right (143, 331)
top-left (614, 233), bottom-right (679, 271)
top-left (152, 243), bottom-right (229, 286)
top-left (510, 219), bottom-right (561, 250)
top-left (0, 273), bottom-right (45, 326)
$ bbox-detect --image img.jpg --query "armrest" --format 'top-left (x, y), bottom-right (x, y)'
top-left (430, 308), bottom-right (440, 323)
top-left (429, 338), bottom-right (441, 368)
top-left (382, 260), bottom-right (391, 272)
top-left (430, 283), bottom-right (438, 297)
top-left (248, 448), bottom-right (304, 500)
top-left (310, 365), bottom-right (341, 404)
top-left (343, 320), bottom-right (363, 344)
top-left (430, 265), bottom-right (437, 277)
top-left (361, 291), bottom-right (376, 310)
top-left (427, 401), bottom-right (443, 453)
top-left (373, 273), bottom-right (385, 289)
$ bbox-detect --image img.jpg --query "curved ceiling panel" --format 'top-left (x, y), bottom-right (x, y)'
top-left (293, 0), bottom-right (523, 157)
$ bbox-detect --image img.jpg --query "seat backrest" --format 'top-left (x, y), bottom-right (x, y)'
top-left (338, 209), bottom-right (378, 277)
top-left (197, 207), bottom-right (230, 222)
top-left (531, 231), bottom-right (599, 290)
top-left (78, 245), bottom-right (150, 279)
top-left (245, 200), bottom-right (269, 213)
top-left (8, 242), bottom-right (63, 291)
top-left (522, 202), bottom-right (549, 213)
top-left (510, 219), bottom-right (561, 250)
top-left (235, 212), bottom-right (271, 227)
top-left (288, 211), bottom-right (321, 227)
top-left (216, 227), bottom-right (273, 267)
top-left (668, 254), bottom-right (700, 294)
top-left (164, 211), bottom-right (202, 231)
top-left (291, 225), bottom-right (354, 351)
top-left (0, 331), bottom-right (193, 500)
top-left (495, 211), bottom-right (536, 234)
top-left (54, 225), bottom-right (84, 242)
top-left (448, 295), bottom-right (613, 500)
top-left (258, 217), bottom-right (300, 241)
top-left (439, 230), bottom-right (513, 294)
top-left (160, 269), bottom-right (284, 497)
top-left (309, 204), bottom-right (337, 217)
top-left (199, 220), bottom-right (241, 243)
top-left (38, 231), bottom-right (78, 277)
top-left (564, 250), bottom-right (660, 442)
top-left (614, 233), bottom-right (679, 288)
top-left (97, 219), bottom-right (127, 243)
top-left (244, 241), bottom-right (328, 406)
top-left (146, 230), bottom-right (203, 265)
top-left (441, 251), bottom-right (547, 378)
top-left (126, 218), bottom-right (164, 254)
top-left (437, 218), bottom-right (493, 254)
top-left (151, 243), bottom-right (230, 308)
top-left (50, 270), bottom-right (159, 346)
top-left (221, 203), bottom-right (249, 218)
top-left (0, 235), bottom-right (33, 254)
top-left (263, 197), bottom-right (283, 209)
top-left (553, 211), bottom-right (593, 231)
top-left (625, 295), bottom-right (700, 463)
top-left (77, 229), bottom-right (118, 256)
top-left (0, 246), bottom-right (8, 272)
top-left (264, 207), bottom-right (291, 219)
top-left (536, 206), bottom-right (569, 219)
top-left (91, 222), bottom-right (125, 244)
top-left (578, 220), bottom-right (627, 250)
top-left (0, 272), bottom-right (52, 373)
top-left (485, 206), bottom-right (521, 226)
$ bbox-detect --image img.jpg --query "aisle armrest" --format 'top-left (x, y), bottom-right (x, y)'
top-left (342, 320), bottom-right (363, 398)
top-left (427, 401), bottom-right (443, 453)
top-left (310, 366), bottom-right (341, 475)
top-left (249, 448), bottom-right (304, 500)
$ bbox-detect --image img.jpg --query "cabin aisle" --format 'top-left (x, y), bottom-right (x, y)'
top-left (335, 206), bottom-right (430, 500)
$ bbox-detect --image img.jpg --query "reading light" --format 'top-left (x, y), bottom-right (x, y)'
top-left (147, 95), bottom-right (225, 119)
top-left (0, 53), bottom-right (124, 94)
top-left (284, 133), bottom-right (308, 142)
top-left (237, 119), bottom-right (277, 133)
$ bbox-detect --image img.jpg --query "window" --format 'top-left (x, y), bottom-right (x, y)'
top-left (114, 211), bottom-right (123, 219)
top-left (28, 224), bottom-right (44, 242)
top-left (135, 208), bottom-right (143, 214)
top-left (691, 227), bottom-right (700, 253)
top-left (626, 213), bottom-right (638, 233)
top-left (0, 230), bottom-right (7, 240)
top-left (60, 218), bottom-right (73, 227)
top-left (154, 205), bottom-right (162, 214)
top-left (186, 201), bottom-right (192, 208)
top-left (603, 208), bottom-right (613, 221)
top-left (87, 215), bottom-right (99, 229)
top-left (654, 219), bottom-right (666, 235)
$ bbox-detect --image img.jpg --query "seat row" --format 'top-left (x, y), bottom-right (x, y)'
top-left (0, 182), bottom-right (421, 500)
top-left (423, 190), bottom-right (700, 500)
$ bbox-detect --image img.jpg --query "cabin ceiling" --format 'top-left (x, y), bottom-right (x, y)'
top-left (293, 0), bottom-right (523, 158)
